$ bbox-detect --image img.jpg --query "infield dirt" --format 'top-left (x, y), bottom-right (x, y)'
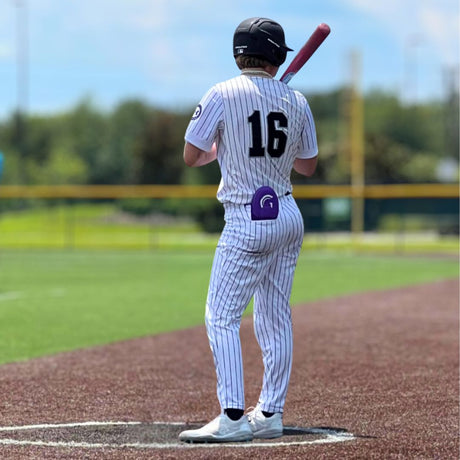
top-left (0, 279), bottom-right (458, 459)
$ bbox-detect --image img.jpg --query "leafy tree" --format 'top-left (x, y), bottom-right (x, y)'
top-left (0, 89), bottom-right (456, 189)
top-left (100, 100), bottom-right (152, 184)
top-left (364, 91), bottom-right (447, 183)
top-left (62, 98), bottom-right (108, 184)
top-left (28, 146), bottom-right (88, 185)
top-left (131, 109), bottom-right (187, 184)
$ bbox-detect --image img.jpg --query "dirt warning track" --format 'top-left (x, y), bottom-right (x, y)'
top-left (0, 279), bottom-right (458, 459)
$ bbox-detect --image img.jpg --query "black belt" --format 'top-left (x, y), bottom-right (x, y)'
top-left (244, 191), bottom-right (291, 206)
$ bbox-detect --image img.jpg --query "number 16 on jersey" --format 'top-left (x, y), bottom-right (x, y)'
top-left (248, 110), bottom-right (288, 158)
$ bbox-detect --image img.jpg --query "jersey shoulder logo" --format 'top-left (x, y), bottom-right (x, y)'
top-left (192, 104), bottom-right (202, 120)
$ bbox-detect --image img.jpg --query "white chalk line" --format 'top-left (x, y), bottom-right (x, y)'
top-left (0, 291), bottom-right (23, 302)
top-left (0, 421), bottom-right (144, 432)
top-left (0, 421), bottom-right (356, 450)
top-left (0, 435), bottom-right (355, 449)
top-left (0, 288), bottom-right (66, 303)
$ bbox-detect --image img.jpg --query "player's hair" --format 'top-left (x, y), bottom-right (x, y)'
top-left (235, 55), bottom-right (272, 70)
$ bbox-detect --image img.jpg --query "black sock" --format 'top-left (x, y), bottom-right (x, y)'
top-left (262, 411), bottom-right (274, 418)
top-left (224, 408), bottom-right (244, 421)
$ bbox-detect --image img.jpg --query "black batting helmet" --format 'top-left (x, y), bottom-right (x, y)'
top-left (233, 17), bottom-right (293, 67)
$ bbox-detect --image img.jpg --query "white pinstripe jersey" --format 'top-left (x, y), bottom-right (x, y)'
top-left (185, 73), bottom-right (318, 205)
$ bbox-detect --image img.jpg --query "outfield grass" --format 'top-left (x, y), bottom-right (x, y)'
top-left (0, 249), bottom-right (458, 365)
top-left (0, 203), bottom-right (458, 253)
top-left (0, 204), bottom-right (203, 249)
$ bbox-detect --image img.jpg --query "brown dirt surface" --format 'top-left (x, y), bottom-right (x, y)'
top-left (0, 279), bottom-right (458, 459)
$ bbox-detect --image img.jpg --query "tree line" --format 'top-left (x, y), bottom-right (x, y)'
top-left (0, 87), bottom-right (458, 188)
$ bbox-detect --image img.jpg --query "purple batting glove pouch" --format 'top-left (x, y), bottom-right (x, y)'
top-left (251, 186), bottom-right (279, 221)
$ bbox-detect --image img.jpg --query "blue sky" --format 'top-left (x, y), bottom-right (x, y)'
top-left (0, 0), bottom-right (458, 120)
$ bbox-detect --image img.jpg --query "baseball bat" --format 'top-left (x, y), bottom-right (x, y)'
top-left (280, 23), bottom-right (331, 84)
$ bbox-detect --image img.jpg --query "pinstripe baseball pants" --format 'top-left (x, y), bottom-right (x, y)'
top-left (205, 194), bottom-right (304, 414)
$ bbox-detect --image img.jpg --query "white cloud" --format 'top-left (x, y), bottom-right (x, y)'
top-left (419, 5), bottom-right (459, 64)
top-left (30, 0), bottom-right (218, 32)
top-left (1, 0), bottom-right (455, 116)
top-left (0, 43), bottom-right (13, 59)
top-left (342, 0), bottom-right (459, 64)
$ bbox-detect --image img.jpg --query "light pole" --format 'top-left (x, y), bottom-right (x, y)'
top-left (14, 0), bottom-right (29, 114)
top-left (403, 35), bottom-right (423, 105)
top-left (349, 50), bottom-right (364, 237)
top-left (13, 0), bottom-right (29, 183)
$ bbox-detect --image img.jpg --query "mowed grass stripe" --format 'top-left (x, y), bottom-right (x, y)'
top-left (0, 250), bottom-right (458, 365)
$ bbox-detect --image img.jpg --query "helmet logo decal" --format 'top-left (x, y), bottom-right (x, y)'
top-left (267, 38), bottom-right (281, 48)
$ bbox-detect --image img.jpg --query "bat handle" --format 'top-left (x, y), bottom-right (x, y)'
top-left (281, 72), bottom-right (294, 84)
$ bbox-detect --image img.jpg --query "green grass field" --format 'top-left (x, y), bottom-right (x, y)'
top-left (0, 249), bottom-right (458, 365)
top-left (0, 203), bottom-right (458, 253)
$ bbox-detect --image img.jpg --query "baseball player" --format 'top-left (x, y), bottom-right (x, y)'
top-left (179, 17), bottom-right (318, 443)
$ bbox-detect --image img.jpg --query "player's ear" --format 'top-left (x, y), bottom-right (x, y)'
top-left (266, 65), bottom-right (279, 77)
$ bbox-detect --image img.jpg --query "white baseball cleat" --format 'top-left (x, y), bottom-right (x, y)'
top-left (247, 407), bottom-right (283, 439)
top-left (179, 413), bottom-right (253, 443)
